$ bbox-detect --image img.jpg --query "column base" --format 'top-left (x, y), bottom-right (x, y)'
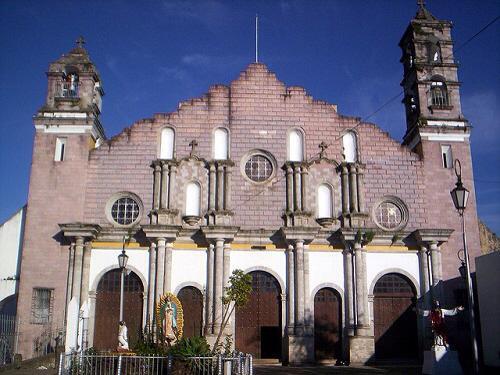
top-left (286, 334), bottom-right (314, 364)
top-left (348, 335), bottom-right (374, 364)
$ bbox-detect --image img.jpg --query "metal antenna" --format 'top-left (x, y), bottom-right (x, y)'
top-left (255, 14), bottom-right (259, 63)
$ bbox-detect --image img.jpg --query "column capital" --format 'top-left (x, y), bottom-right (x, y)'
top-left (413, 229), bottom-right (453, 247)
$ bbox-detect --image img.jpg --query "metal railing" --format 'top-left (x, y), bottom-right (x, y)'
top-left (0, 314), bottom-right (17, 366)
top-left (57, 82), bottom-right (80, 98)
top-left (58, 352), bottom-right (253, 375)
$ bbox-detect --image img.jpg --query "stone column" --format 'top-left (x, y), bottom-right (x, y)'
top-left (223, 166), bottom-right (232, 211)
top-left (286, 244), bottom-right (295, 334)
top-left (361, 246), bottom-right (369, 326)
top-left (168, 164), bottom-right (177, 209)
top-left (160, 162), bottom-right (169, 209)
top-left (80, 241), bottom-right (92, 306)
top-left (209, 163), bottom-right (216, 211)
top-left (300, 165), bottom-right (308, 212)
top-left (354, 242), bottom-right (368, 333)
top-left (217, 164), bottom-right (224, 211)
top-left (86, 291), bottom-right (97, 348)
top-left (418, 245), bottom-right (430, 306)
top-left (206, 244), bottom-right (215, 334)
top-left (72, 237), bottom-right (85, 305)
top-left (429, 241), bottom-right (443, 301)
top-left (65, 243), bottom-right (75, 314)
top-left (348, 164), bottom-right (358, 213)
top-left (295, 240), bottom-right (305, 334)
top-left (293, 165), bottom-right (301, 211)
top-left (341, 164), bottom-right (349, 215)
top-left (286, 165), bottom-right (293, 213)
top-left (304, 247), bottom-right (311, 334)
top-left (153, 163), bottom-right (161, 210)
top-left (223, 243), bottom-right (231, 334)
top-left (343, 245), bottom-right (355, 335)
top-left (148, 242), bottom-right (157, 324)
top-left (356, 165), bottom-right (365, 213)
top-left (164, 242), bottom-right (173, 293)
top-left (156, 238), bottom-right (166, 300)
top-left (213, 239), bottom-right (224, 331)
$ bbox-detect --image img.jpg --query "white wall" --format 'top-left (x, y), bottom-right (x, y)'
top-left (0, 206), bottom-right (25, 309)
top-left (476, 251), bottom-right (500, 367)
top-left (88, 248), bottom-right (149, 292)
top-left (308, 251), bottom-right (344, 298)
top-left (171, 250), bottom-right (206, 292)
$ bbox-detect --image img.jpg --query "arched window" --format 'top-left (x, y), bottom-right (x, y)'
top-left (317, 184), bottom-right (333, 219)
top-left (430, 81), bottom-right (449, 108)
top-left (288, 129), bottom-right (304, 162)
top-left (342, 132), bottom-right (357, 163)
top-left (214, 128), bottom-right (229, 160)
top-left (185, 182), bottom-right (201, 216)
top-left (160, 127), bottom-right (175, 159)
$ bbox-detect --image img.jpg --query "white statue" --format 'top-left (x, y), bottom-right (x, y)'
top-left (118, 321), bottom-right (129, 351)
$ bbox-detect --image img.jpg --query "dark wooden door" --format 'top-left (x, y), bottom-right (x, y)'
top-left (373, 273), bottom-right (418, 360)
top-left (94, 269), bottom-right (144, 351)
top-left (314, 288), bottom-right (341, 360)
top-left (235, 271), bottom-right (281, 359)
top-left (177, 286), bottom-right (203, 338)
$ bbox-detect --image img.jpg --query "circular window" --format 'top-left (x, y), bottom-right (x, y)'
top-left (372, 197), bottom-right (408, 231)
top-left (244, 154), bottom-right (273, 182)
top-left (106, 193), bottom-right (143, 227)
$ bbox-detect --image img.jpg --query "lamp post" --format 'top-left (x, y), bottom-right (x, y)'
top-left (118, 236), bottom-right (129, 322)
top-left (450, 159), bottom-right (479, 374)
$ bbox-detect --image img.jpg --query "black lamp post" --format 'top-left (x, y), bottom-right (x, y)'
top-left (118, 236), bottom-right (129, 322)
top-left (450, 159), bottom-right (479, 374)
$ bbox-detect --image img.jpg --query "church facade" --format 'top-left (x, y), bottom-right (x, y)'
top-left (15, 4), bottom-right (481, 364)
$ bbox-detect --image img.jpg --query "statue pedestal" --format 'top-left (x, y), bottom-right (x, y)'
top-left (422, 345), bottom-right (462, 375)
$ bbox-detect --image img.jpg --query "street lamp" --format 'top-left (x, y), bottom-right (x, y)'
top-left (457, 249), bottom-right (466, 280)
top-left (118, 236), bottom-right (129, 322)
top-left (450, 159), bottom-right (479, 374)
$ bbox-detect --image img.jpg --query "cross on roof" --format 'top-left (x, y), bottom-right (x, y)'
top-left (417, 0), bottom-right (426, 9)
top-left (76, 36), bottom-right (85, 48)
top-left (189, 139), bottom-right (198, 156)
top-left (319, 141), bottom-right (328, 158)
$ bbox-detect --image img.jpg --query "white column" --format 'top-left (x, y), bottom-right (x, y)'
top-left (156, 238), bottom-right (166, 300)
top-left (168, 164), bottom-right (177, 209)
top-left (216, 164), bottom-right (224, 211)
top-left (429, 241), bottom-right (442, 301)
top-left (148, 242), bottom-right (157, 324)
top-left (206, 244), bottom-right (215, 334)
top-left (160, 163), bottom-right (169, 209)
top-left (153, 163), bottom-right (161, 210)
top-left (209, 164), bottom-right (216, 211)
top-left (213, 239), bottom-right (224, 331)
top-left (72, 237), bottom-right (84, 305)
top-left (223, 166), bottom-right (232, 211)
top-left (164, 242), bottom-right (173, 293)
top-left (286, 244), bottom-right (295, 334)
top-left (295, 240), bottom-right (305, 334)
top-left (343, 246), bottom-right (355, 335)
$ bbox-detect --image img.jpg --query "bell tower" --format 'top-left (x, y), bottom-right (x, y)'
top-left (16, 37), bottom-right (106, 357)
top-left (399, 2), bottom-right (481, 290)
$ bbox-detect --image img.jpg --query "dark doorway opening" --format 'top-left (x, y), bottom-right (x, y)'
top-left (177, 286), bottom-right (203, 338)
top-left (314, 287), bottom-right (342, 361)
top-left (373, 273), bottom-right (418, 361)
top-left (235, 271), bottom-right (282, 360)
top-left (94, 269), bottom-right (144, 351)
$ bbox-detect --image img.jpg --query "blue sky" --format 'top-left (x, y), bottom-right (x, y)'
top-left (1, 0), bottom-right (499, 233)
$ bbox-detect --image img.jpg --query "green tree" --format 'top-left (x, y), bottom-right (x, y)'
top-left (212, 269), bottom-right (252, 353)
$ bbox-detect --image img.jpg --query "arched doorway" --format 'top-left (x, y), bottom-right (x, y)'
top-left (177, 286), bottom-right (203, 338)
top-left (94, 269), bottom-right (144, 350)
top-left (314, 288), bottom-right (342, 361)
top-left (235, 271), bottom-right (282, 359)
top-left (373, 273), bottom-right (418, 361)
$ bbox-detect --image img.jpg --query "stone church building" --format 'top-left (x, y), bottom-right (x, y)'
top-left (15, 4), bottom-right (481, 364)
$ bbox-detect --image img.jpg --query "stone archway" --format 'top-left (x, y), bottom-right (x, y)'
top-left (235, 271), bottom-right (282, 360)
top-left (314, 287), bottom-right (342, 361)
top-left (93, 269), bottom-right (144, 351)
top-left (177, 286), bottom-right (203, 338)
top-left (373, 272), bottom-right (418, 361)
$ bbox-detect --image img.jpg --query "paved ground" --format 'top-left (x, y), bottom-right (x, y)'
top-left (254, 364), bottom-right (422, 375)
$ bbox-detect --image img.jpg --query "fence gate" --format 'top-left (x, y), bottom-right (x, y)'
top-left (0, 314), bottom-right (16, 365)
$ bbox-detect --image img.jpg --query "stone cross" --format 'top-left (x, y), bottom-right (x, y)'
top-left (417, 0), bottom-right (426, 8)
top-left (319, 141), bottom-right (328, 158)
top-left (76, 36), bottom-right (85, 48)
top-left (189, 139), bottom-right (198, 157)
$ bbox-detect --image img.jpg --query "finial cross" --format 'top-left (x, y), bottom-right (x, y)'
top-left (319, 141), bottom-right (328, 158)
top-left (417, 0), bottom-right (426, 9)
top-left (76, 36), bottom-right (85, 48)
top-left (189, 139), bottom-right (198, 156)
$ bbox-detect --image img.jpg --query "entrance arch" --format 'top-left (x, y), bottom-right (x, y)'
top-left (94, 269), bottom-right (144, 350)
top-left (177, 286), bottom-right (203, 338)
top-left (373, 273), bottom-right (418, 360)
top-left (314, 287), bottom-right (342, 361)
top-left (235, 271), bottom-right (282, 359)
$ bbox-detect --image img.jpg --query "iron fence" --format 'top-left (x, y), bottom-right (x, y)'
top-left (58, 352), bottom-right (253, 375)
top-left (0, 314), bottom-right (17, 366)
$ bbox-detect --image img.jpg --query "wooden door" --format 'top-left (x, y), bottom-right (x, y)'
top-left (177, 286), bottom-right (203, 338)
top-left (235, 271), bottom-right (281, 359)
top-left (373, 273), bottom-right (417, 360)
top-left (94, 270), bottom-right (144, 351)
top-left (314, 288), bottom-right (341, 360)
